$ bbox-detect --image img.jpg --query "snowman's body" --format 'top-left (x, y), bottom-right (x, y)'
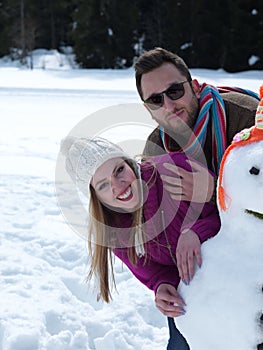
top-left (177, 141), bottom-right (263, 350)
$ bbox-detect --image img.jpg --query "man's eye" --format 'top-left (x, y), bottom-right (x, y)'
top-left (150, 95), bottom-right (162, 104)
top-left (249, 166), bottom-right (260, 175)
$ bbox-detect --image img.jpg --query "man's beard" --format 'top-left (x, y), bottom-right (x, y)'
top-left (164, 96), bottom-right (199, 148)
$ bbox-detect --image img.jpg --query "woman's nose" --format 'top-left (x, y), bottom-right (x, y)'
top-left (110, 176), bottom-right (123, 194)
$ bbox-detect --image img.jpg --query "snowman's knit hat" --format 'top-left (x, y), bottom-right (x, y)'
top-left (218, 85), bottom-right (263, 211)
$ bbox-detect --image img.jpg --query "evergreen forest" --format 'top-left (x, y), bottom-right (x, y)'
top-left (0, 0), bottom-right (262, 71)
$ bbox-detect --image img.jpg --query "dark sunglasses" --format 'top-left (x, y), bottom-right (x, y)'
top-left (143, 80), bottom-right (190, 110)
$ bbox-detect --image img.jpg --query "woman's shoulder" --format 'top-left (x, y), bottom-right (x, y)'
top-left (149, 152), bottom-right (193, 176)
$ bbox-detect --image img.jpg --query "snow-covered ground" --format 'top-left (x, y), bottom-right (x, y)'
top-left (0, 50), bottom-right (262, 350)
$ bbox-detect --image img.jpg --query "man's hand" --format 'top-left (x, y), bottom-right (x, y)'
top-left (176, 229), bottom-right (202, 285)
top-left (155, 283), bottom-right (186, 317)
top-left (161, 159), bottom-right (215, 203)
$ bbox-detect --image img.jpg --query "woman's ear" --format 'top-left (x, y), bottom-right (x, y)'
top-left (191, 79), bottom-right (201, 98)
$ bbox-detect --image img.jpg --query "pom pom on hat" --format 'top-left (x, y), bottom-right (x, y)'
top-left (60, 136), bottom-right (78, 157)
top-left (218, 84), bottom-right (263, 211)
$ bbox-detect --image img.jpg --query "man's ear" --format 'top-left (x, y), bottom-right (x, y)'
top-left (191, 79), bottom-right (201, 98)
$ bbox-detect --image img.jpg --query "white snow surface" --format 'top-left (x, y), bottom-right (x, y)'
top-left (177, 142), bottom-right (263, 349)
top-left (0, 50), bottom-right (262, 349)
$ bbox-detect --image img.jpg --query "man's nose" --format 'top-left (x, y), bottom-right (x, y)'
top-left (163, 94), bottom-right (177, 112)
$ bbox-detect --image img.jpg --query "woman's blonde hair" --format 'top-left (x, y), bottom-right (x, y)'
top-left (86, 158), bottom-right (146, 303)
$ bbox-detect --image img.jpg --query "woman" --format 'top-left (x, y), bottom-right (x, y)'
top-left (60, 136), bottom-right (221, 349)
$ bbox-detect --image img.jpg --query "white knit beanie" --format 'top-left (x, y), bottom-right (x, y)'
top-left (59, 136), bottom-right (145, 255)
top-left (60, 136), bottom-right (129, 192)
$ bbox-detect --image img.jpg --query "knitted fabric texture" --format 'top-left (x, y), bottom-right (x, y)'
top-left (60, 136), bottom-right (128, 190)
top-left (60, 136), bottom-right (145, 256)
top-left (160, 84), bottom-right (260, 175)
top-left (218, 85), bottom-right (263, 211)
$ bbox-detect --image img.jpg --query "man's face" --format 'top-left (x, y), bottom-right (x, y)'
top-left (141, 63), bottom-right (200, 140)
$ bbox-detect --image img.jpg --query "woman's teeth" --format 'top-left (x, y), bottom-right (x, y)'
top-left (118, 187), bottom-right (132, 200)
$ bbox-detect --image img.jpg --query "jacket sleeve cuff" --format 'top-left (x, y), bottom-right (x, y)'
top-left (153, 273), bottom-right (180, 295)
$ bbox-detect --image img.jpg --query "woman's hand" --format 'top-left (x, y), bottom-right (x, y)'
top-left (161, 160), bottom-right (215, 203)
top-left (176, 229), bottom-right (202, 285)
top-left (155, 283), bottom-right (186, 317)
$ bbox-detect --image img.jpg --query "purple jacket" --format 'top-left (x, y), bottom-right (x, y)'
top-left (114, 152), bottom-right (220, 293)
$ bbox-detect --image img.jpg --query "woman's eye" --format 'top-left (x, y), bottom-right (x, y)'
top-left (249, 166), bottom-right (260, 175)
top-left (98, 182), bottom-right (108, 191)
top-left (116, 165), bottom-right (124, 175)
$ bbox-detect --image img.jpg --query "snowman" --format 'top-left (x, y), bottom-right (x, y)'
top-left (176, 87), bottom-right (263, 350)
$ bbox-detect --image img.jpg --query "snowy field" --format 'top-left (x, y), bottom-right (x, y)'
top-left (0, 50), bottom-right (262, 350)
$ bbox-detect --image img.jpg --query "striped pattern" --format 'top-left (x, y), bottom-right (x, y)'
top-left (255, 85), bottom-right (263, 129)
top-left (256, 106), bottom-right (263, 129)
top-left (160, 84), bottom-right (260, 175)
top-left (217, 86), bottom-right (260, 100)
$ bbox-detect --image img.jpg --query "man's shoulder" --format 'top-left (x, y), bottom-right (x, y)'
top-left (146, 127), bottom-right (161, 142)
top-left (220, 91), bottom-right (258, 113)
top-left (143, 127), bottom-right (166, 156)
top-left (220, 90), bottom-right (258, 143)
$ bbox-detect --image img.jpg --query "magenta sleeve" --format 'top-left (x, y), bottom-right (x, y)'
top-left (181, 202), bottom-right (221, 243)
top-left (114, 249), bottom-right (180, 294)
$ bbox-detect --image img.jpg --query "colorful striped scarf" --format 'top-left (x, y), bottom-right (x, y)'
top-left (160, 84), bottom-right (259, 175)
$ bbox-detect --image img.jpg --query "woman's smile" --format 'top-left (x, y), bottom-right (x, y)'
top-left (117, 186), bottom-right (133, 201)
top-left (91, 157), bottom-right (141, 211)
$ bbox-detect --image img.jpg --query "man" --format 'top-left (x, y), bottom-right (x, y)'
top-left (134, 47), bottom-right (259, 350)
top-left (135, 47), bottom-right (258, 203)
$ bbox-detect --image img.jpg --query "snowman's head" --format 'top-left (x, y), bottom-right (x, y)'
top-left (218, 85), bottom-right (263, 221)
top-left (218, 140), bottom-right (263, 220)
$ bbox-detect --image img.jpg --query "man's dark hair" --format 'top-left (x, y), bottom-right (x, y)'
top-left (134, 47), bottom-right (192, 100)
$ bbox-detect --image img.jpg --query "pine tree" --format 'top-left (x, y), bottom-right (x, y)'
top-left (72, 0), bottom-right (139, 68)
top-left (223, 0), bottom-right (263, 71)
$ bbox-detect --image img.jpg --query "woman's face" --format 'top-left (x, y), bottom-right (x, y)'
top-left (91, 157), bottom-right (140, 212)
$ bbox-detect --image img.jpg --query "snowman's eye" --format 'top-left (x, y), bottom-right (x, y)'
top-left (249, 166), bottom-right (260, 175)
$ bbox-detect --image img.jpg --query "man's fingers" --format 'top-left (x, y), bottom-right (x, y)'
top-left (163, 162), bottom-right (191, 178)
top-left (170, 194), bottom-right (185, 201)
top-left (163, 161), bottom-right (214, 202)
top-left (163, 183), bottom-right (183, 194)
top-left (162, 177), bottom-right (191, 198)
top-left (185, 159), bottom-right (203, 172)
top-left (161, 174), bottom-right (182, 185)
top-left (163, 162), bottom-right (182, 174)
top-left (162, 168), bottom-right (194, 191)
